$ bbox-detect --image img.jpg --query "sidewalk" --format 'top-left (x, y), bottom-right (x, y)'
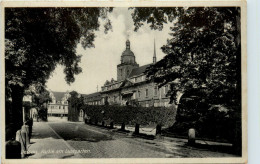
top-left (26, 121), bottom-right (82, 159)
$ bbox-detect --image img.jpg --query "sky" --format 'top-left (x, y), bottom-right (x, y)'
top-left (46, 8), bottom-right (173, 94)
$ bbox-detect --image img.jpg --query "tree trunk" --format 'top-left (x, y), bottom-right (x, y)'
top-left (10, 85), bottom-right (24, 131)
top-left (156, 125), bottom-right (162, 135)
top-left (68, 103), bottom-right (71, 121)
top-left (71, 106), bottom-right (79, 122)
top-left (121, 123), bottom-right (125, 131)
top-left (110, 122), bottom-right (114, 129)
top-left (135, 124), bottom-right (140, 134)
top-left (102, 121), bottom-right (105, 126)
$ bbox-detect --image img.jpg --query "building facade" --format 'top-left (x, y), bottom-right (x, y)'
top-left (82, 92), bottom-right (102, 106)
top-left (83, 39), bottom-right (172, 108)
top-left (47, 91), bottom-right (70, 116)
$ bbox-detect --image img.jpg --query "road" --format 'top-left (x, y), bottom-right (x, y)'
top-left (28, 117), bottom-right (238, 158)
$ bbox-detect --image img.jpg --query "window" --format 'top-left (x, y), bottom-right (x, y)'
top-left (63, 106), bottom-right (65, 109)
top-left (154, 87), bottom-right (158, 96)
top-left (145, 89), bottom-right (148, 97)
top-left (138, 91), bottom-right (141, 97)
top-left (142, 75), bottom-right (145, 81)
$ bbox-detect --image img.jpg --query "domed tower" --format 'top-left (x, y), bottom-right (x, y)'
top-left (117, 39), bottom-right (139, 81)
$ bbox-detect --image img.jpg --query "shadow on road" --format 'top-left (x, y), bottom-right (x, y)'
top-left (48, 123), bottom-right (114, 143)
top-left (131, 133), bottom-right (155, 140)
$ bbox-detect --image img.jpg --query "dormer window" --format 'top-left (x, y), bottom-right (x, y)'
top-left (133, 92), bottom-right (136, 99)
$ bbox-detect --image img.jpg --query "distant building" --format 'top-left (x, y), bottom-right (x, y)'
top-left (83, 39), bottom-right (173, 108)
top-left (47, 91), bottom-right (70, 116)
top-left (82, 92), bottom-right (102, 105)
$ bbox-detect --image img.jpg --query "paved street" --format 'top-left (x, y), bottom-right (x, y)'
top-left (27, 117), bottom-right (238, 158)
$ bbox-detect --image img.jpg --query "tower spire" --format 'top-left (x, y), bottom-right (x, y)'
top-left (153, 38), bottom-right (157, 64)
top-left (126, 39), bottom-right (130, 49)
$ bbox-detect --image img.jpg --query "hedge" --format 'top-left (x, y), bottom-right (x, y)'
top-left (82, 105), bottom-right (177, 131)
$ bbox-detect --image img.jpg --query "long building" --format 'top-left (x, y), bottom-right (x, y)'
top-left (83, 39), bottom-right (172, 107)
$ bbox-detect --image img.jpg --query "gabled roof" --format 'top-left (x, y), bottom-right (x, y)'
top-left (128, 64), bottom-right (151, 78)
top-left (52, 91), bottom-right (67, 101)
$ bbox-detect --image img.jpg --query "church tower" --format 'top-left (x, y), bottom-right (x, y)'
top-left (117, 39), bottom-right (139, 81)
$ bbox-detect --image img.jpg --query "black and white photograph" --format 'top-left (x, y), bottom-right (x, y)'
top-left (2, 1), bottom-right (247, 163)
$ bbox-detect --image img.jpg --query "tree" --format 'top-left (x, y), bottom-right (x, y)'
top-left (131, 7), bottom-right (241, 106)
top-left (131, 7), bottom-right (241, 153)
top-left (30, 85), bottom-right (52, 121)
top-left (68, 91), bottom-right (84, 122)
top-left (30, 85), bottom-right (52, 108)
top-left (5, 8), bottom-right (112, 130)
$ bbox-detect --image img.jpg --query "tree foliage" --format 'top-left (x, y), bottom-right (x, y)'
top-left (131, 7), bottom-right (241, 107)
top-left (131, 7), bottom-right (241, 150)
top-left (5, 8), bottom-right (112, 128)
top-left (30, 85), bottom-right (52, 108)
top-left (5, 7), bottom-right (112, 91)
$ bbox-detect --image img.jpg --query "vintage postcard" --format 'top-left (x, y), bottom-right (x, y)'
top-left (1, 0), bottom-right (247, 164)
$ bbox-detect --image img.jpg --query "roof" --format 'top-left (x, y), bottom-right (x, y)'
top-left (128, 64), bottom-right (151, 78)
top-left (122, 49), bottom-right (134, 56)
top-left (52, 91), bottom-right (67, 101)
top-left (82, 92), bottom-right (101, 102)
